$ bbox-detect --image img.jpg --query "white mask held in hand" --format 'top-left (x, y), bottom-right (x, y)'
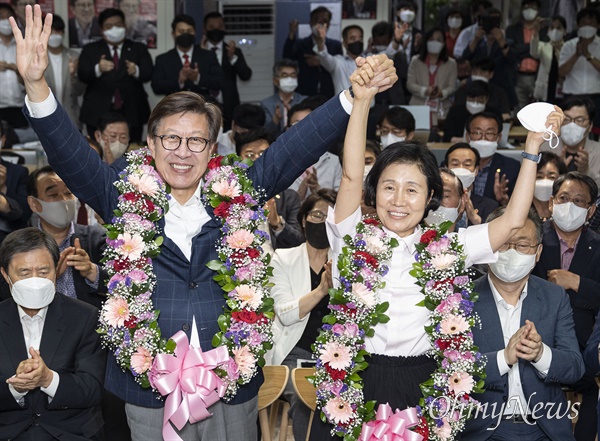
top-left (466, 100), bottom-right (486, 115)
top-left (517, 102), bottom-right (559, 148)
top-left (424, 204), bottom-right (460, 225)
top-left (399, 10), bottom-right (416, 23)
top-left (552, 201), bottom-right (589, 232)
top-left (560, 122), bottom-right (587, 147)
top-left (452, 168), bottom-right (476, 189)
top-left (104, 26), bottom-right (126, 44)
top-left (547, 29), bottom-right (564, 42)
top-left (278, 77), bottom-right (298, 94)
top-left (489, 249), bottom-right (537, 283)
top-left (578, 26), bottom-right (597, 39)
top-left (380, 133), bottom-right (405, 149)
top-left (0, 19), bottom-right (12, 36)
top-left (470, 140), bottom-right (497, 158)
top-left (48, 34), bottom-right (64, 48)
top-left (35, 198), bottom-right (78, 229)
top-left (10, 277), bottom-right (56, 309)
top-left (534, 179), bottom-right (554, 202)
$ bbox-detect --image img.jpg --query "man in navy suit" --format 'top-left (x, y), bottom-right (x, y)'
top-left (10, 6), bottom-right (397, 440)
top-left (283, 6), bottom-right (343, 99)
top-left (151, 14), bottom-right (223, 99)
top-left (77, 8), bottom-right (153, 142)
top-left (463, 206), bottom-right (584, 440)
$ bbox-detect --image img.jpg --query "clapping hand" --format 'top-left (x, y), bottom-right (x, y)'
top-left (125, 60), bottom-right (137, 76)
top-left (67, 237), bottom-right (98, 283)
top-left (7, 348), bottom-right (53, 392)
top-left (98, 54), bottom-right (115, 73)
top-left (517, 320), bottom-right (544, 363)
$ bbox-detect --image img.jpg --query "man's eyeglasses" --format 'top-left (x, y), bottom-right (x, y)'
top-left (563, 116), bottom-right (590, 127)
top-left (498, 242), bottom-right (540, 255)
top-left (469, 131), bottom-right (498, 141)
top-left (307, 210), bottom-right (327, 223)
top-left (555, 193), bottom-right (591, 209)
top-left (154, 134), bottom-right (210, 153)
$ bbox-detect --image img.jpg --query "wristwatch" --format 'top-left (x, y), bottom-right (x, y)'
top-left (270, 217), bottom-right (286, 232)
top-left (521, 151), bottom-right (541, 163)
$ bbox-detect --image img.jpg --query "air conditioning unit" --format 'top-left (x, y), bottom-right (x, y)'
top-left (220, 1), bottom-right (275, 104)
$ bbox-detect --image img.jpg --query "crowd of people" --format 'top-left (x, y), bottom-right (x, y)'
top-left (0, 1), bottom-right (600, 441)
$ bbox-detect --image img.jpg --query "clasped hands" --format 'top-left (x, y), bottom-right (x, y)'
top-left (504, 320), bottom-right (544, 366)
top-left (348, 54), bottom-right (398, 101)
top-left (6, 347), bottom-right (53, 393)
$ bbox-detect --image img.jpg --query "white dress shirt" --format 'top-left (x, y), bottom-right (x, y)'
top-left (288, 152), bottom-right (343, 201)
top-left (0, 38), bottom-right (25, 108)
top-left (316, 45), bottom-right (357, 95)
top-left (559, 36), bottom-right (600, 95)
top-left (9, 304), bottom-right (60, 404)
top-left (327, 206), bottom-right (497, 356)
top-left (48, 51), bottom-right (64, 107)
top-left (489, 276), bottom-right (553, 415)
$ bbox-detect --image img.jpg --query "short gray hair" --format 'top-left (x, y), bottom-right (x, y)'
top-left (0, 228), bottom-right (60, 271)
top-left (272, 59), bottom-right (299, 78)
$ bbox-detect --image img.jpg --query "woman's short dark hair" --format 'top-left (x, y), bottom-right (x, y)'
top-left (551, 15), bottom-right (567, 30)
top-left (538, 152), bottom-right (567, 175)
top-left (552, 172), bottom-right (598, 203)
top-left (297, 188), bottom-right (337, 232)
top-left (0, 228), bottom-right (60, 271)
top-left (419, 27), bottom-right (448, 63)
top-left (363, 142), bottom-right (443, 220)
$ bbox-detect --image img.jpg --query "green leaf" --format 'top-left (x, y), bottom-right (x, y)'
top-left (207, 260), bottom-right (223, 271)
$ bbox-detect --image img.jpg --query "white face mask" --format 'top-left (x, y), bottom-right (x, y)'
top-left (578, 26), bottom-right (597, 40)
top-left (560, 122), bottom-right (588, 147)
top-left (534, 179), bottom-right (554, 202)
top-left (373, 44), bottom-right (388, 53)
top-left (471, 75), bottom-right (489, 83)
top-left (427, 40), bottom-right (444, 54)
top-left (447, 17), bottom-right (462, 29)
top-left (35, 198), bottom-right (78, 229)
top-left (425, 204), bottom-right (460, 225)
top-left (552, 201), bottom-right (590, 232)
top-left (380, 133), bottom-right (405, 149)
top-left (278, 77), bottom-right (298, 94)
top-left (522, 8), bottom-right (538, 21)
top-left (0, 19), bottom-right (12, 37)
top-left (10, 277), bottom-right (55, 309)
top-left (311, 25), bottom-right (322, 38)
top-left (470, 139), bottom-right (497, 158)
top-left (399, 10), bottom-right (416, 23)
top-left (104, 26), bottom-right (126, 44)
top-left (466, 100), bottom-right (486, 114)
top-left (489, 249), bottom-right (537, 283)
top-left (547, 29), bottom-right (564, 42)
top-left (516, 102), bottom-right (560, 148)
top-left (451, 167), bottom-right (476, 189)
top-left (48, 34), bottom-right (64, 48)
top-left (110, 140), bottom-right (129, 159)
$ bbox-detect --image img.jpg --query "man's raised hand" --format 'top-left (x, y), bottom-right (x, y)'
top-left (9, 4), bottom-right (52, 101)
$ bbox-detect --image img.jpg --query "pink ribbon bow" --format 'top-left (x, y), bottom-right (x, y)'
top-left (151, 331), bottom-right (230, 441)
top-left (359, 404), bottom-right (424, 441)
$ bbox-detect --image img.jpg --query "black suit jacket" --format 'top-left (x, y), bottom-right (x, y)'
top-left (217, 45), bottom-right (252, 129)
top-left (151, 46), bottom-right (224, 97)
top-left (0, 295), bottom-right (106, 440)
top-left (283, 35), bottom-right (343, 98)
top-left (481, 153), bottom-right (520, 202)
top-left (77, 39), bottom-right (153, 128)
top-left (470, 193), bottom-right (499, 225)
top-left (0, 160), bottom-right (30, 242)
top-left (0, 224), bottom-right (108, 308)
top-left (533, 222), bottom-right (600, 351)
top-left (270, 189), bottom-right (303, 250)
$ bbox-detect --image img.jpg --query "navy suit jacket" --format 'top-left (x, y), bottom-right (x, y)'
top-left (532, 222), bottom-right (600, 351)
top-left (77, 39), bottom-right (153, 128)
top-left (0, 294), bottom-right (106, 440)
top-left (481, 153), bottom-right (520, 202)
top-left (0, 159), bottom-right (30, 241)
top-left (151, 46), bottom-right (224, 98)
top-left (462, 275), bottom-right (584, 441)
top-left (25, 94), bottom-right (349, 408)
top-left (217, 46), bottom-right (252, 128)
top-left (283, 35), bottom-right (342, 98)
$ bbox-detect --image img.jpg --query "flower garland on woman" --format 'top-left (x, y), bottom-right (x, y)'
top-left (98, 149), bottom-right (274, 400)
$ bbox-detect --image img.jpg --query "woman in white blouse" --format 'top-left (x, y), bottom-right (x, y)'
top-left (308, 58), bottom-right (564, 440)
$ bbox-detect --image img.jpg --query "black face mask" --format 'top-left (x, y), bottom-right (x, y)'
top-left (175, 33), bottom-right (195, 49)
top-left (305, 221), bottom-right (329, 249)
top-left (206, 29), bottom-right (225, 43)
top-left (346, 41), bottom-right (364, 56)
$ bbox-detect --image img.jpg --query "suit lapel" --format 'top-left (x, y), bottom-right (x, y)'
top-left (39, 296), bottom-right (65, 366)
top-left (0, 299), bottom-right (28, 370)
top-left (476, 278), bottom-right (506, 351)
top-left (541, 222), bottom-right (562, 271)
top-left (569, 229), bottom-right (594, 273)
top-left (519, 278), bottom-right (543, 378)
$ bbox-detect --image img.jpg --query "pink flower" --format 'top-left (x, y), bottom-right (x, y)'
top-left (235, 266), bottom-right (253, 282)
top-left (331, 324), bottom-right (345, 335)
top-left (324, 397), bottom-right (354, 424)
top-left (433, 417), bottom-right (452, 440)
top-left (351, 283), bottom-right (376, 308)
top-left (226, 230), bottom-right (254, 249)
top-left (103, 297), bottom-right (130, 327)
top-left (443, 350), bottom-right (461, 362)
top-left (118, 232), bottom-right (145, 260)
top-left (364, 235), bottom-right (386, 255)
top-left (225, 358), bottom-right (240, 381)
top-left (436, 293), bottom-right (462, 314)
top-left (345, 323), bottom-right (359, 337)
top-left (128, 173), bottom-right (159, 196)
top-left (232, 345), bottom-right (256, 377)
top-left (426, 237), bottom-right (450, 255)
top-left (233, 285), bottom-right (261, 309)
top-left (440, 315), bottom-right (469, 335)
top-left (320, 342), bottom-right (352, 370)
top-left (127, 269), bottom-right (148, 283)
top-left (131, 346), bottom-right (153, 374)
top-left (211, 179), bottom-right (241, 198)
top-left (431, 253), bottom-right (458, 270)
top-left (448, 371), bottom-right (474, 395)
